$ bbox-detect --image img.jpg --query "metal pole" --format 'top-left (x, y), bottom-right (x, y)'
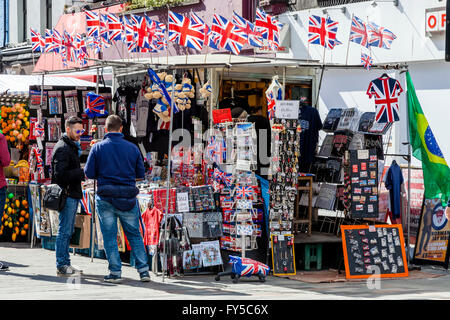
top-left (314, 66), bottom-right (325, 109)
top-left (162, 69), bottom-right (176, 283)
top-left (283, 67), bottom-right (286, 99)
top-left (407, 142), bottom-right (411, 266)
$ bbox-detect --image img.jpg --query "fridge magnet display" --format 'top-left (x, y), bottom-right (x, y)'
top-left (271, 234), bottom-right (296, 276)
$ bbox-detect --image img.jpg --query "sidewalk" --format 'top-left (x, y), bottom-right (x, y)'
top-left (0, 243), bottom-right (449, 300)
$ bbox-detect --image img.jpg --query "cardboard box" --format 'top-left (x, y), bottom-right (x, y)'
top-left (70, 214), bottom-right (91, 249)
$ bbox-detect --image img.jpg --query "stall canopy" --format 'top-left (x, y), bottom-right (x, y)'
top-left (0, 75), bottom-right (98, 94)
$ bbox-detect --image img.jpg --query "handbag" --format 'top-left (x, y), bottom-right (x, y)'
top-left (43, 184), bottom-right (67, 211)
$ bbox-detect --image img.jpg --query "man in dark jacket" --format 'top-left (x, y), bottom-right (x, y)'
top-left (84, 115), bottom-right (150, 283)
top-left (51, 116), bottom-right (85, 276)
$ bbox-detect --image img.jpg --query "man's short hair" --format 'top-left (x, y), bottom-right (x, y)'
top-left (65, 116), bottom-right (83, 128)
top-left (105, 115), bottom-right (123, 132)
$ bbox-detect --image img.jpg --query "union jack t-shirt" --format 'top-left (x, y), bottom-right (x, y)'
top-left (366, 75), bottom-right (403, 123)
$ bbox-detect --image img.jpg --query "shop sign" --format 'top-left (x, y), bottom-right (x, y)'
top-left (212, 108), bottom-right (232, 124)
top-left (275, 100), bottom-right (299, 119)
top-left (176, 192), bottom-right (190, 213)
top-left (425, 7), bottom-right (446, 33)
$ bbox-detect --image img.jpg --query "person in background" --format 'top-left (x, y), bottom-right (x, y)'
top-left (0, 132), bottom-right (11, 271)
top-left (51, 116), bottom-right (85, 276)
top-left (84, 115), bottom-right (150, 283)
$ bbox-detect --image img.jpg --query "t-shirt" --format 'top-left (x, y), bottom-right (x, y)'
top-left (113, 86), bottom-right (135, 137)
top-left (298, 105), bottom-right (323, 165)
top-left (366, 75), bottom-right (403, 123)
top-left (141, 207), bottom-right (164, 246)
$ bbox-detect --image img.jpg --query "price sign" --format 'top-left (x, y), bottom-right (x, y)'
top-left (275, 100), bottom-right (299, 119)
top-left (177, 192), bottom-right (190, 213)
top-left (212, 108), bottom-right (232, 124)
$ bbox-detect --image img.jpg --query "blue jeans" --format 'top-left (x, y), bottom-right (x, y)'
top-left (55, 197), bottom-right (79, 269)
top-left (96, 196), bottom-right (149, 277)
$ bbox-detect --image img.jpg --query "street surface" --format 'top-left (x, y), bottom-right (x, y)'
top-left (0, 243), bottom-right (449, 300)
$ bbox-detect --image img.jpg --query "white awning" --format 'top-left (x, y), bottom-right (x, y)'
top-left (0, 75), bottom-right (98, 94)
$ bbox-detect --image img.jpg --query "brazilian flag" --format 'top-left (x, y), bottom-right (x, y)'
top-left (406, 71), bottom-right (450, 202)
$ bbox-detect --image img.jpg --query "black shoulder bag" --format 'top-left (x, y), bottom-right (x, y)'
top-left (43, 184), bottom-right (67, 211)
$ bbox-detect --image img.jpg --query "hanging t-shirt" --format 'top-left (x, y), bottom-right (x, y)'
top-left (136, 88), bottom-right (149, 137)
top-left (298, 105), bottom-right (323, 166)
top-left (366, 75), bottom-right (403, 123)
top-left (113, 86), bottom-right (135, 137)
top-left (385, 161), bottom-right (404, 219)
top-left (141, 207), bottom-right (164, 246)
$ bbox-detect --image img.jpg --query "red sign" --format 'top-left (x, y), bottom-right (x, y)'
top-left (212, 108), bottom-right (232, 124)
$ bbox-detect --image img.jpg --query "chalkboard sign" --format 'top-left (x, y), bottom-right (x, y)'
top-left (271, 234), bottom-right (296, 276)
top-left (341, 225), bottom-right (408, 279)
top-left (349, 149), bottom-right (379, 219)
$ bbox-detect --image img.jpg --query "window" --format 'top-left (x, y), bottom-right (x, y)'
top-left (243, 0), bottom-right (257, 21)
top-left (22, 0), bottom-right (26, 42)
top-left (46, 0), bottom-right (52, 29)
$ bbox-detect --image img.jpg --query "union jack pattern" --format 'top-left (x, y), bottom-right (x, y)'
top-left (232, 11), bottom-right (263, 48)
top-left (266, 91), bottom-right (276, 120)
top-left (235, 185), bottom-right (254, 199)
top-left (44, 29), bottom-right (55, 53)
top-left (361, 53), bottom-right (373, 70)
top-left (168, 11), bottom-right (205, 51)
top-left (211, 14), bottom-right (247, 55)
top-left (368, 22), bottom-right (396, 49)
top-left (308, 15), bottom-right (339, 49)
top-left (32, 147), bottom-right (44, 178)
top-left (229, 256), bottom-right (270, 277)
top-left (85, 11), bottom-right (100, 38)
top-left (366, 75), bottom-right (403, 123)
top-left (255, 8), bottom-right (282, 49)
top-left (350, 16), bottom-right (369, 48)
top-left (100, 14), bottom-right (111, 49)
top-left (34, 123), bottom-right (45, 139)
top-left (131, 14), bottom-right (150, 49)
top-left (122, 15), bottom-right (137, 52)
top-left (80, 190), bottom-right (92, 215)
top-left (85, 92), bottom-right (107, 118)
top-left (30, 28), bottom-right (43, 52)
top-left (107, 13), bottom-right (122, 42)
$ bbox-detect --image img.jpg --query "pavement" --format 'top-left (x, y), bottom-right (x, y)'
top-left (0, 242), bottom-right (450, 300)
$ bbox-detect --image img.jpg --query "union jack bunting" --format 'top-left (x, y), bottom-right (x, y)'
top-left (361, 53), bottom-right (373, 70)
top-left (76, 34), bottom-right (88, 66)
top-left (232, 11), bottom-right (263, 48)
top-left (235, 185), bottom-right (254, 199)
top-left (131, 14), bottom-right (150, 49)
top-left (122, 16), bottom-right (137, 52)
top-left (168, 11), bottom-right (205, 51)
top-left (52, 29), bottom-right (64, 54)
top-left (45, 29), bottom-right (56, 53)
top-left (107, 13), bottom-right (122, 42)
top-left (63, 31), bottom-right (77, 62)
top-left (30, 28), bottom-right (43, 52)
top-left (350, 16), bottom-right (369, 48)
top-left (85, 11), bottom-right (100, 38)
top-left (154, 21), bottom-right (167, 50)
top-left (203, 22), bottom-right (219, 50)
top-left (85, 92), bottom-right (108, 118)
top-left (366, 75), bottom-right (403, 123)
top-left (367, 22), bottom-right (396, 49)
top-left (100, 14), bottom-right (111, 49)
top-left (145, 16), bottom-right (159, 50)
top-left (211, 14), bottom-right (247, 55)
top-left (308, 15), bottom-right (339, 49)
top-left (255, 8), bottom-right (282, 49)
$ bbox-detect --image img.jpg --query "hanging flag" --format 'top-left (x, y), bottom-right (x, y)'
top-left (232, 11), bottom-right (264, 48)
top-left (406, 71), bottom-right (450, 202)
top-left (145, 16), bottom-right (158, 50)
top-left (368, 22), bottom-right (396, 49)
top-left (86, 10), bottom-right (100, 38)
top-left (131, 14), bottom-right (150, 50)
top-left (76, 34), bottom-right (88, 66)
top-left (168, 11), bottom-right (205, 51)
top-left (211, 14), bottom-right (247, 55)
top-left (100, 14), bottom-right (111, 49)
top-left (308, 15), bottom-right (339, 49)
top-left (45, 29), bottom-right (56, 53)
top-left (63, 31), bottom-right (77, 62)
top-left (122, 16), bottom-right (137, 53)
top-left (204, 24), bottom-right (220, 50)
top-left (255, 8), bottom-right (282, 49)
top-left (107, 13), bottom-right (122, 42)
top-left (30, 28), bottom-right (43, 52)
top-left (350, 16), bottom-right (369, 48)
top-left (361, 53), bottom-right (373, 70)
top-left (366, 74), bottom-right (403, 123)
top-left (85, 92), bottom-right (108, 118)
top-left (155, 21), bottom-right (167, 50)
top-left (52, 29), bottom-right (63, 54)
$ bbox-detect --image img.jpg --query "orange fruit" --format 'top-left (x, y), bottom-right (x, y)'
top-left (19, 217), bottom-right (24, 223)
top-left (8, 222), bottom-right (12, 228)
top-left (15, 200), bottom-right (20, 208)
top-left (24, 224), bottom-right (29, 230)
top-left (20, 230), bottom-right (26, 236)
top-left (25, 213), bottom-right (29, 219)
top-left (20, 210), bottom-right (25, 216)
top-left (22, 200), bottom-right (28, 207)
top-left (12, 233), bottom-right (16, 241)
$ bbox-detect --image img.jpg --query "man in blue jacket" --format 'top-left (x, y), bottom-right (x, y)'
top-left (84, 115), bottom-right (150, 283)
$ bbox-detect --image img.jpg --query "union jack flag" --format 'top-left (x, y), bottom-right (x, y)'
top-left (350, 16), bottom-right (369, 48)
top-left (76, 34), bottom-right (88, 66)
top-left (368, 22), bottom-right (396, 49)
top-left (34, 123), bottom-right (45, 139)
top-left (222, 173), bottom-right (233, 188)
top-left (32, 147), bottom-right (44, 177)
top-left (168, 11), bottom-right (205, 51)
top-left (107, 13), bottom-right (122, 42)
top-left (308, 15), bottom-right (339, 49)
top-left (122, 16), bottom-right (137, 52)
top-left (157, 118), bottom-right (170, 130)
top-left (45, 29), bottom-right (56, 53)
top-left (145, 16), bottom-right (158, 50)
top-left (100, 14), bottom-right (111, 49)
top-left (30, 28), bottom-right (43, 52)
top-left (266, 91), bottom-right (276, 120)
top-left (361, 53), bottom-right (373, 70)
top-left (85, 92), bottom-right (107, 118)
top-left (131, 14), bottom-right (150, 49)
top-left (211, 14), bottom-right (247, 55)
top-left (86, 11), bottom-right (100, 38)
top-left (366, 75), bottom-right (403, 123)
top-left (255, 8), bottom-right (282, 50)
top-left (80, 190), bottom-right (92, 215)
top-left (201, 21), bottom-right (219, 50)
top-left (236, 185), bottom-right (254, 199)
top-left (154, 21), bottom-right (167, 50)
top-left (52, 29), bottom-right (64, 54)
top-left (232, 11), bottom-right (263, 48)
top-left (63, 31), bottom-right (77, 62)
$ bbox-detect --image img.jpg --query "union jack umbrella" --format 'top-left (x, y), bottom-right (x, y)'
top-left (85, 92), bottom-right (108, 118)
top-left (211, 14), bottom-right (247, 55)
top-left (168, 11), bottom-right (205, 51)
top-left (366, 75), bottom-right (403, 123)
top-left (308, 15), bottom-right (339, 49)
top-left (122, 16), bottom-right (137, 52)
top-left (30, 28), bottom-right (43, 52)
top-left (236, 185), bottom-right (254, 199)
top-left (131, 14), bottom-right (150, 49)
top-left (361, 53), bottom-right (373, 70)
top-left (367, 22), bottom-right (396, 49)
top-left (255, 8), bottom-right (282, 50)
top-left (232, 11), bottom-right (263, 48)
top-left (107, 13), bottom-right (122, 42)
top-left (350, 16), bottom-right (369, 48)
top-left (85, 10), bottom-right (100, 38)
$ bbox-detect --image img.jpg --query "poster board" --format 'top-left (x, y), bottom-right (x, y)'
top-left (349, 149), bottom-right (379, 219)
top-left (341, 225), bottom-right (408, 279)
top-left (413, 198), bottom-right (450, 268)
top-left (270, 234), bottom-right (296, 276)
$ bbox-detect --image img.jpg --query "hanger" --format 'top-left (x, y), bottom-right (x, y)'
top-left (381, 73), bottom-right (388, 78)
